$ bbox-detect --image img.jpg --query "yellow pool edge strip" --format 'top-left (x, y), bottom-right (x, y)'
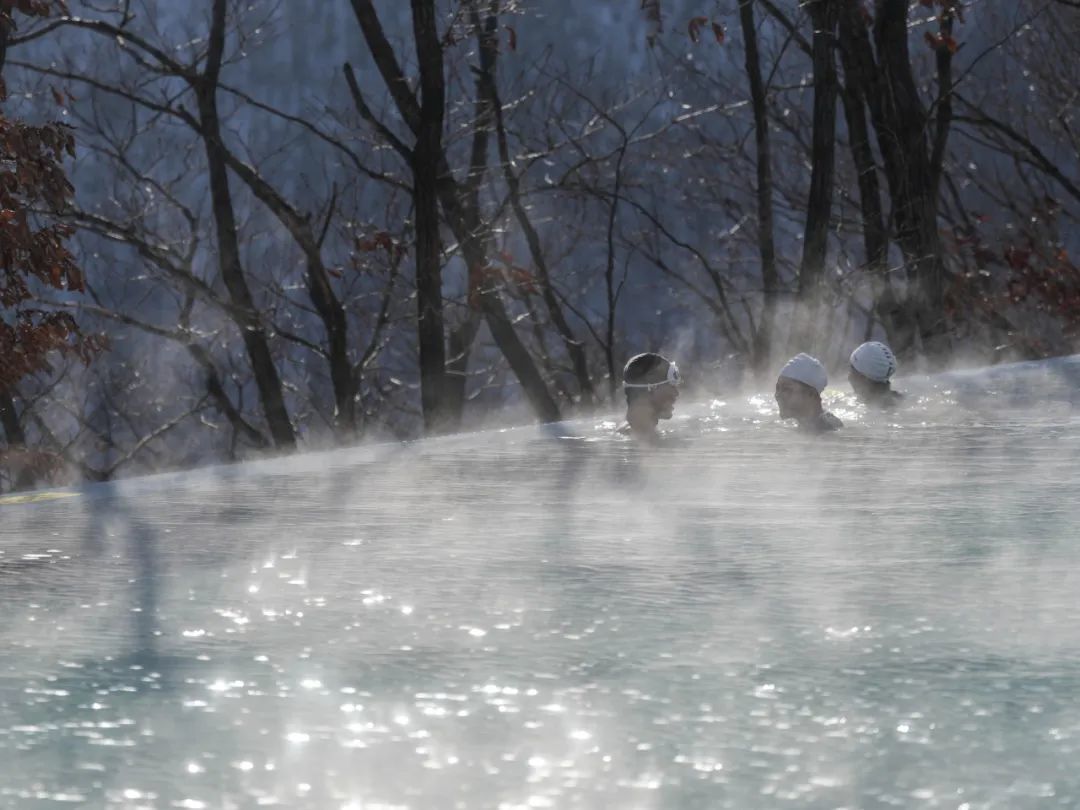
top-left (0, 491), bottom-right (80, 506)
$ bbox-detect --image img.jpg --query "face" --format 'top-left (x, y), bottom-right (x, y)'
top-left (848, 368), bottom-right (886, 402)
top-left (775, 376), bottom-right (820, 421)
top-left (649, 382), bottom-right (679, 420)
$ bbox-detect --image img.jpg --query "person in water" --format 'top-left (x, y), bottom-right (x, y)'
top-left (775, 353), bottom-right (842, 432)
top-left (848, 341), bottom-right (904, 408)
top-left (619, 352), bottom-right (680, 440)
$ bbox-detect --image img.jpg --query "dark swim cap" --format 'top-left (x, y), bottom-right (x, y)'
top-left (623, 353), bottom-right (680, 391)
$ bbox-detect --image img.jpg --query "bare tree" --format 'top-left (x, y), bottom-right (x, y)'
top-left (197, 0), bottom-right (295, 447)
top-left (738, 0), bottom-right (780, 376)
top-left (346, 0), bottom-right (561, 424)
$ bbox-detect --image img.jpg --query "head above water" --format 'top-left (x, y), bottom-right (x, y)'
top-left (849, 341), bottom-right (898, 403)
top-left (623, 352), bottom-right (680, 430)
top-left (850, 341), bottom-right (897, 384)
top-left (775, 353), bottom-right (827, 422)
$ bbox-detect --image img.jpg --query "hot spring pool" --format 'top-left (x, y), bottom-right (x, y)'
top-left (2, 358), bottom-right (1080, 809)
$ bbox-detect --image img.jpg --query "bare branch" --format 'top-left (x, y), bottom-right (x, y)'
top-left (343, 62), bottom-right (413, 160)
top-left (347, 0), bottom-right (422, 132)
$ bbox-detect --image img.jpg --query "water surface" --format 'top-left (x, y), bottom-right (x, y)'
top-left (2, 359), bottom-right (1080, 809)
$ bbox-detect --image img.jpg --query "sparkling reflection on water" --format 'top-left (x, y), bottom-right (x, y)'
top-left (2, 364), bottom-right (1080, 809)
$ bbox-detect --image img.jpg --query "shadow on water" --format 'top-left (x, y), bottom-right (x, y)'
top-left (0, 470), bottom-right (327, 805)
top-left (2, 358), bottom-right (1080, 807)
top-left (81, 488), bottom-right (162, 668)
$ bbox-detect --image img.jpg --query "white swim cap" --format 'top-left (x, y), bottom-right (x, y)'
top-left (778, 353), bottom-right (828, 393)
top-left (849, 341), bottom-right (897, 383)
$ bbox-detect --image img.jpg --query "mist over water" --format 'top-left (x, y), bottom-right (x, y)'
top-left (2, 358), bottom-right (1080, 809)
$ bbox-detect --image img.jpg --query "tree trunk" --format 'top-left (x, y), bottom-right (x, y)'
top-left (739, 0), bottom-right (780, 379)
top-left (482, 7), bottom-right (595, 407)
top-left (0, 390), bottom-right (36, 491)
top-left (1, 18), bottom-right (32, 490)
top-left (434, 6), bottom-right (561, 423)
top-left (872, 0), bottom-right (947, 355)
top-left (0, 14), bottom-right (9, 73)
top-left (441, 188), bottom-right (562, 422)
top-left (307, 252), bottom-right (356, 434)
top-left (478, 291), bottom-right (563, 422)
top-left (410, 0), bottom-right (451, 433)
top-left (0, 391), bottom-right (24, 447)
top-left (792, 0), bottom-right (840, 354)
top-left (837, 3), bottom-right (888, 275)
top-left (837, 0), bottom-right (893, 337)
top-left (442, 5), bottom-right (498, 429)
top-left (0, 26), bottom-right (32, 491)
top-left (444, 311), bottom-right (482, 423)
top-left (218, 157), bottom-right (357, 436)
top-left (411, 133), bottom-right (451, 433)
top-left (602, 143), bottom-right (629, 402)
top-left (495, 138), bottom-right (596, 406)
top-left (197, 0), bottom-right (295, 448)
top-left (348, 0), bottom-right (561, 424)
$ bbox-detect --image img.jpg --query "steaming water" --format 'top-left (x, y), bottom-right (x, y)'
top-left (3, 358), bottom-right (1080, 809)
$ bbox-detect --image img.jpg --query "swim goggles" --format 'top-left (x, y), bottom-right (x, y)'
top-left (622, 361), bottom-right (680, 391)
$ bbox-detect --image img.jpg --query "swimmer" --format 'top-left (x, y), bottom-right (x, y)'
top-left (848, 341), bottom-right (904, 408)
top-left (775, 353), bottom-right (843, 433)
top-left (619, 352), bottom-right (680, 441)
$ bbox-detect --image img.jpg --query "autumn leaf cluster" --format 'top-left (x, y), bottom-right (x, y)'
top-left (1, 0), bottom-right (101, 390)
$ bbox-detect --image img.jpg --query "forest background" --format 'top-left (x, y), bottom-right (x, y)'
top-left (0, 0), bottom-right (1078, 490)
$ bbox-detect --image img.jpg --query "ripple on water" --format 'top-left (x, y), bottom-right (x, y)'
top-left (2, 397), bottom-right (1080, 806)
